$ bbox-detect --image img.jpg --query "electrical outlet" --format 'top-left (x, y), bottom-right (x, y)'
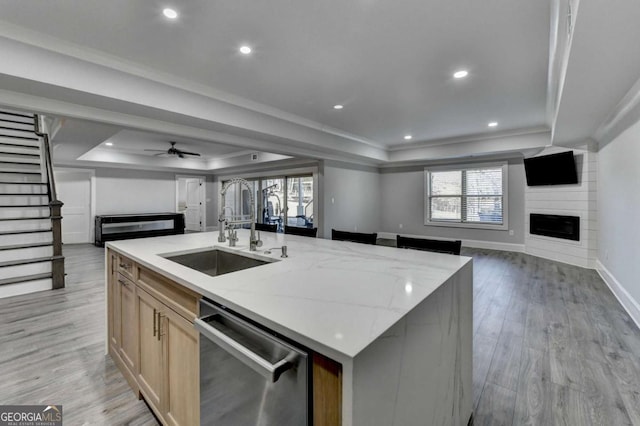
top-left (509, 229), bottom-right (514, 236)
top-left (331, 197), bottom-right (335, 204)
top-left (399, 224), bottom-right (403, 229)
top-left (354, 226), bottom-right (358, 231)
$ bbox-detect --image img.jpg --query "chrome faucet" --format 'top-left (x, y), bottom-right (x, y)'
top-left (218, 206), bottom-right (235, 243)
top-left (227, 228), bottom-right (238, 247)
top-left (250, 224), bottom-right (262, 251)
top-left (219, 178), bottom-right (262, 251)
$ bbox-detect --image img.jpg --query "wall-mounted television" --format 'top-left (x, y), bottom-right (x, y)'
top-left (524, 151), bottom-right (578, 186)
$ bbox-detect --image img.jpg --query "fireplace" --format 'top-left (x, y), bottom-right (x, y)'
top-left (530, 214), bottom-right (580, 241)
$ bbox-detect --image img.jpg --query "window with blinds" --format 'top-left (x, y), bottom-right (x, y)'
top-left (425, 164), bottom-right (507, 227)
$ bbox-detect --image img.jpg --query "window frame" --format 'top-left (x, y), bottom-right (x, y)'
top-left (424, 162), bottom-right (509, 230)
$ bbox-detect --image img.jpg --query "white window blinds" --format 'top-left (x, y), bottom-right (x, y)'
top-left (427, 165), bottom-right (505, 225)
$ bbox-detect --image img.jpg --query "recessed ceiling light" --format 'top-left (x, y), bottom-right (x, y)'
top-left (488, 121), bottom-right (498, 127)
top-left (105, 142), bottom-right (113, 146)
top-left (453, 70), bottom-right (469, 79)
top-left (333, 104), bottom-right (343, 110)
top-left (163, 8), bottom-right (178, 19)
top-left (239, 46), bottom-right (252, 55)
top-left (404, 135), bottom-right (413, 140)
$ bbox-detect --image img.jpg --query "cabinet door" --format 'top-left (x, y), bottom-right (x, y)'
top-left (118, 274), bottom-right (137, 375)
top-left (107, 250), bottom-right (120, 351)
top-left (137, 287), bottom-right (164, 413)
top-left (163, 308), bottom-right (199, 426)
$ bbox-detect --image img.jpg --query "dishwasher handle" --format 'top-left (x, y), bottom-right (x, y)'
top-left (195, 315), bottom-right (298, 383)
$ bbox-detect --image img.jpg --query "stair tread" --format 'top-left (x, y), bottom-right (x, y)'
top-left (0, 170), bottom-right (42, 174)
top-left (0, 151), bottom-right (40, 157)
top-left (0, 134), bottom-right (39, 141)
top-left (0, 193), bottom-right (47, 196)
top-left (0, 272), bottom-right (52, 287)
top-left (0, 256), bottom-right (57, 268)
top-left (0, 216), bottom-right (50, 221)
top-left (0, 242), bottom-right (52, 251)
top-left (0, 204), bottom-right (50, 207)
top-left (0, 181), bottom-right (47, 185)
top-left (0, 141), bottom-right (39, 148)
top-left (0, 125), bottom-right (36, 133)
top-left (0, 110), bottom-right (34, 119)
top-left (0, 117), bottom-right (35, 126)
top-left (0, 228), bottom-right (52, 235)
top-left (0, 160), bottom-right (41, 165)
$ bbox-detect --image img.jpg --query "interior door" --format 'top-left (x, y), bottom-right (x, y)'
top-left (178, 178), bottom-right (203, 232)
top-left (54, 170), bottom-right (92, 243)
top-left (185, 178), bottom-right (202, 231)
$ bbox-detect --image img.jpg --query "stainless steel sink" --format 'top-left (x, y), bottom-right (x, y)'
top-left (163, 249), bottom-right (270, 277)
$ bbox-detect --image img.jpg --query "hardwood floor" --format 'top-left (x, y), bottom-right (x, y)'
top-left (1, 243), bottom-right (640, 425)
top-left (0, 244), bottom-right (158, 425)
top-left (467, 247), bottom-right (640, 426)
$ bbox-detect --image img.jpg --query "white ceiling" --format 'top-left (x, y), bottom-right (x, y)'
top-left (4, 0), bottom-right (639, 168)
top-left (0, 0), bottom-right (551, 147)
top-left (100, 129), bottom-right (248, 159)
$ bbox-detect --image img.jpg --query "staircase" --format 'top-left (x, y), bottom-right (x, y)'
top-left (0, 109), bottom-right (64, 298)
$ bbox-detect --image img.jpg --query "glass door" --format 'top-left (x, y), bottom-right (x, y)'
top-left (286, 176), bottom-right (313, 229)
top-left (260, 178), bottom-right (285, 231)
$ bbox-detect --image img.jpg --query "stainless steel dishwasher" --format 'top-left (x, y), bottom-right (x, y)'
top-left (195, 298), bottom-right (309, 425)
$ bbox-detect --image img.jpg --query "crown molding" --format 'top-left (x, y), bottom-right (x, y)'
top-left (388, 126), bottom-right (550, 152)
top-left (593, 74), bottom-right (640, 149)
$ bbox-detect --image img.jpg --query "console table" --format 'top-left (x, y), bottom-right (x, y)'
top-left (94, 213), bottom-right (185, 247)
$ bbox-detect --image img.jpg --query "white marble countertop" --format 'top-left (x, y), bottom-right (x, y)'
top-left (107, 230), bottom-right (471, 362)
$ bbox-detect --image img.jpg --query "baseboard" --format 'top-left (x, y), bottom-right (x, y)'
top-left (378, 231), bottom-right (524, 253)
top-left (596, 259), bottom-right (640, 331)
top-left (464, 240), bottom-right (524, 253)
top-left (524, 248), bottom-right (594, 270)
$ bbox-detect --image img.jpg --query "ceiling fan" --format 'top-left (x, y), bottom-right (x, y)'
top-left (144, 141), bottom-right (201, 159)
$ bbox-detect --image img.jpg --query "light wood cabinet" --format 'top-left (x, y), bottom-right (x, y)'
top-left (108, 248), bottom-right (200, 425)
top-left (136, 285), bottom-right (200, 426)
top-left (163, 306), bottom-right (199, 426)
top-left (107, 250), bottom-right (137, 391)
top-left (313, 353), bottom-right (342, 426)
top-left (107, 250), bottom-right (118, 351)
top-left (118, 274), bottom-right (137, 375)
top-left (137, 287), bottom-right (164, 414)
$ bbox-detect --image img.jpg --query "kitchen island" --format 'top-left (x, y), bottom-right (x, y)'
top-left (106, 230), bottom-right (472, 426)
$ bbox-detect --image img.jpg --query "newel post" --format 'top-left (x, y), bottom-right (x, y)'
top-left (50, 200), bottom-right (65, 289)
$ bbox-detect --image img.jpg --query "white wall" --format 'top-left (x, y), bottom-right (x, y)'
top-left (321, 161), bottom-right (381, 238)
top-left (524, 147), bottom-right (597, 268)
top-left (73, 167), bottom-right (216, 226)
top-left (598, 120), bottom-right (640, 322)
top-left (379, 159), bottom-right (525, 247)
top-left (94, 168), bottom-right (177, 215)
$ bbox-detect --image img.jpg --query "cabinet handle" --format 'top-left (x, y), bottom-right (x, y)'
top-left (118, 279), bottom-right (129, 288)
top-left (119, 263), bottom-right (129, 269)
top-left (153, 308), bottom-right (157, 337)
top-left (157, 312), bottom-right (163, 341)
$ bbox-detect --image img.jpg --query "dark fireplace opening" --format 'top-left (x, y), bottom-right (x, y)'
top-left (530, 214), bottom-right (580, 241)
